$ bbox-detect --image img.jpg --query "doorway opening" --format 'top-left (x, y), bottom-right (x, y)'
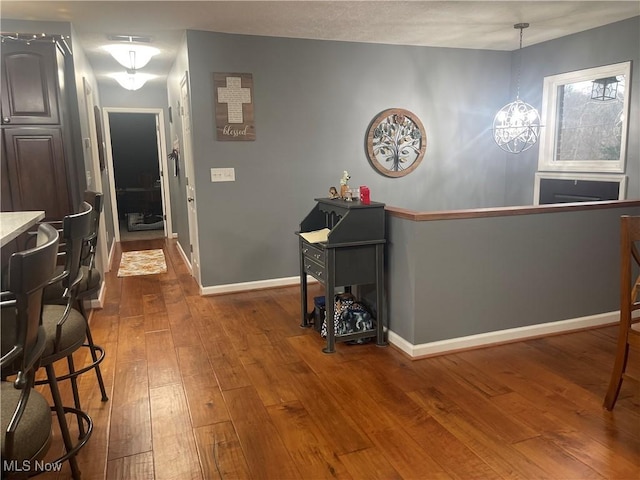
top-left (103, 108), bottom-right (172, 243)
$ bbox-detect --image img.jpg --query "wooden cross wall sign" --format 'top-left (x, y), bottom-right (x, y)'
top-left (214, 73), bottom-right (255, 141)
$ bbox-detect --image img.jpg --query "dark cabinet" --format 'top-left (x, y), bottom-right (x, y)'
top-left (2, 127), bottom-right (71, 220)
top-left (1, 42), bottom-right (60, 125)
top-left (297, 198), bottom-right (387, 353)
top-left (1, 40), bottom-right (74, 220)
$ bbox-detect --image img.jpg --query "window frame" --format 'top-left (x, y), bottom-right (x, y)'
top-left (537, 61), bottom-right (631, 173)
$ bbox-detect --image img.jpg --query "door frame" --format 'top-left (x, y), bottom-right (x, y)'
top-left (180, 71), bottom-right (201, 284)
top-left (81, 78), bottom-right (109, 273)
top-left (102, 107), bottom-right (172, 243)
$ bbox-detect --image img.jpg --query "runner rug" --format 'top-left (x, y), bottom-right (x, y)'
top-left (117, 249), bottom-right (167, 277)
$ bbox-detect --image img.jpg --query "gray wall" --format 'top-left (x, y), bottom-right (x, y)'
top-left (65, 23), bottom-right (121, 266)
top-left (100, 83), bottom-right (171, 109)
top-left (183, 18), bottom-right (638, 289)
top-left (184, 31), bottom-right (511, 288)
top-left (387, 204), bottom-right (640, 344)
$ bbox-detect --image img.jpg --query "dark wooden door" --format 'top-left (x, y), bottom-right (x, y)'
top-left (1, 42), bottom-right (60, 125)
top-left (2, 127), bottom-right (72, 220)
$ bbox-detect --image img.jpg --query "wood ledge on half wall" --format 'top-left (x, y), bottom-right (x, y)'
top-left (385, 199), bottom-right (640, 222)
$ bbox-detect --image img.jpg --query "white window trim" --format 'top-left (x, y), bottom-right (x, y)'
top-left (537, 61), bottom-right (631, 173)
top-left (533, 172), bottom-right (627, 205)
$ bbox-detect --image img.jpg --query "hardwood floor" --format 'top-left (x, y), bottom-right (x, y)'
top-left (37, 237), bottom-right (639, 479)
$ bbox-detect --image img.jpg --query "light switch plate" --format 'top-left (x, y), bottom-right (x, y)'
top-left (211, 167), bottom-right (235, 182)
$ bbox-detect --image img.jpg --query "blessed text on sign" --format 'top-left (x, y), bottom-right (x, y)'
top-left (214, 73), bottom-right (255, 141)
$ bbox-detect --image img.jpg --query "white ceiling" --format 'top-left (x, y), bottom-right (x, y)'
top-left (2, 1), bottom-right (639, 88)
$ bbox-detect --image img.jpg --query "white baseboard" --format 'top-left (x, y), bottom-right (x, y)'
top-left (387, 311), bottom-right (619, 358)
top-left (176, 241), bottom-right (192, 275)
top-left (107, 239), bottom-right (116, 271)
top-left (86, 282), bottom-right (107, 310)
top-left (201, 275), bottom-right (306, 296)
top-left (84, 244), bottom-right (112, 312)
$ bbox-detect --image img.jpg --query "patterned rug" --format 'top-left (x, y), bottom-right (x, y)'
top-left (117, 249), bottom-right (167, 277)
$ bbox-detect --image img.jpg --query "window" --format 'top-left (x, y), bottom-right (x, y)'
top-left (537, 62), bottom-right (631, 173)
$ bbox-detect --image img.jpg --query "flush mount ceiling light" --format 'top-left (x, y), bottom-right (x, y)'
top-left (110, 71), bottom-right (155, 91)
top-left (102, 43), bottom-right (159, 70)
top-left (493, 23), bottom-right (541, 154)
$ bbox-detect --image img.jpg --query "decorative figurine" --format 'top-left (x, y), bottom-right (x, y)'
top-left (329, 186), bottom-right (339, 199)
top-left (339, 170), bottom-right (351, 199)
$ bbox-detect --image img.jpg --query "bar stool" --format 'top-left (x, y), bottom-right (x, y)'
top-left (43, 191), bottom-right (109, 402)
top-left (1, 224), bottom-right (58, 478)
top-left (34, 202), bottom-right (96, 479)
top-left (76, 191), bottom-right (105, 320)
top-left (603, 215), bottom-right (640, 410)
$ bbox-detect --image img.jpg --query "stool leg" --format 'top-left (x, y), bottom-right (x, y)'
top-left (85, 325), bottom-right (109, 401)
top-left (67, 355), bottom-right (86, 437)
top-left (46, 363), bottom-right (82, 480)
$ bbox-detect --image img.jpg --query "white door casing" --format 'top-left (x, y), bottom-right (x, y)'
top-left (82, 78), bottom-right (109, 273)
top-left (103, 107), bottom-right (172, 243)
top-left (180, 72), bottom-right (202, 284)
top-left (155, 112), bottom-right (173, 237)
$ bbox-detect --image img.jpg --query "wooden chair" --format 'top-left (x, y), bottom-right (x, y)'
top-left (603, 215), bottom-right (640, 410)
top-left (1, 224), bottom-right (58, 478)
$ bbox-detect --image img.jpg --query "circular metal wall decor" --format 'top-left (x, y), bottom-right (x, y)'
top-left (366, 108), bottom-right (427, 177)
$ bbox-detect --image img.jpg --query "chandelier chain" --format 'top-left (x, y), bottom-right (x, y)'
top-left (514, 23), bottom-right (528, 101)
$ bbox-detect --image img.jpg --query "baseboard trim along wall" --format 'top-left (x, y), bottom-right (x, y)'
top-left (107, 238), bottom-right (116, 272)
top-left (88, 282), bottom-right (107, 310)
top-left (388, 311), bottom-right (619, 359)
top-left (201, 275), bottom-right (305, 296)
top-left (176, 241), bottom-right (192, 275)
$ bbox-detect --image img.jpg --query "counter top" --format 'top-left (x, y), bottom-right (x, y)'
top-left (0, 211), bottom-right (45, 247)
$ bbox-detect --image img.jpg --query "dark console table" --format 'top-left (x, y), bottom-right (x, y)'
top-left (297, 197), bottom-right (387, 353)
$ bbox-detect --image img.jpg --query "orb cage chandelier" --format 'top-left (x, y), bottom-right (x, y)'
top-left (493, 23), bottom-right (541, 154)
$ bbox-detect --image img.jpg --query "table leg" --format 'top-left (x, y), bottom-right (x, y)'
top-left (299, 238), bottom-right (310, 328)
top-left (376, 243), bottom-right (387, 347)
top-left (323, 248), bottom-right (336, 353)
